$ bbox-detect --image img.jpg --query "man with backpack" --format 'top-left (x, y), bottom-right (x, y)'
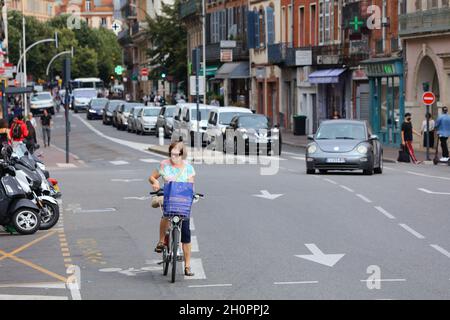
top-left (10, 115), bottom-right (29, 146)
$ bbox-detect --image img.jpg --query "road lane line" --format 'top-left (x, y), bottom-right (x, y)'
top-left (339, 185), bottom-right (355, 193)
top-left (0, 282), bottom-right (66, 289)
top-left (430, 245), bottom-right (450, 258)
top-left (6, 231), bottom-right (57, 257)
top-left (374, 206), bottom-right (396, 220)
top-left (188, 284), bottom-right (232, 288)
top-left (190, 218), bottom-right (195, 231)
top-left (0, 294), bottom-right (68, 300)
top-left (274, 281), bottom-right (319, 285)
top-left (290, 156), bottom-right (306, 161)
top-left (399, 224), bottom-right (426, 239)
top-left (356, 194), bottom-right (373, 203)
top-left (360, 279), bottom-right (406, 283)
top-left (323, 178), bottom-right (338, 185)
top-left (407, 171), bottom-right (450, 181)
top-left (110, 161), bottom-right (129, 166)
top-left (191, 236), bottom-right (199, 252)
top-left (418, 188), bottom-right (450, 196)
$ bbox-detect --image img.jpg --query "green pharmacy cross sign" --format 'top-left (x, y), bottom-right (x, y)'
top-left (349, 16), bottom-right (364, 31)
top-left (115, 65), bottom-right (124, 75)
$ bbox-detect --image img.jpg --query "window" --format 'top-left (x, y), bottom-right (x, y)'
top-left (86, 0), bottom-right (91, 11)
top-left (258, 8), bottom-right (266, 48)
top-left (281, 7), bottom-right (286, 43)
top-left (288, 5), bottom-right (293, 45)
top-left (319, 0), bottom-right (332, 44)
top-left (311, 4), bottom-right (317, 46)
top-left (101, 18), bottom-right (107, 27)
top-left (299, 7), bottom-right (305, 46)
top-left (266, 6), bottom-right (275, 45)
top-left (415, 0), bottom-right (422, 11)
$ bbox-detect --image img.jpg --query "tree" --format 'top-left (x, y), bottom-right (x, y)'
top-left (145, 0), bottom-right (187, 86)
top-left (72, 47), bottom-right (98, 79)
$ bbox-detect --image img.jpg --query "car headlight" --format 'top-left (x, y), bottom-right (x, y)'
top-left (221, 127), bottom-right (226, 134)
top-left (89, 109), bottom-right (95, 113)
top-left (356, 145), bottom-right (368, 154)
top-left (307, 144), bottom-right (317, 154)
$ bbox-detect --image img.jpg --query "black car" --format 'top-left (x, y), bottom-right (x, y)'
top-left (305, 120), bottom-right (383, 175)
top-left (224, 114), bottom-right (282, 156)
top-left (87, 98), bottom-right (108, 120)
top-left (103, 100), bottom-right (124, 125)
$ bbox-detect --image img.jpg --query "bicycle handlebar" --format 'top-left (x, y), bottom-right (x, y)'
top-left (150, 189), bottom-right (204, 199)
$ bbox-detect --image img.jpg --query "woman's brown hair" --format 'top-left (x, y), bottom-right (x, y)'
top-left (168, 141), bottom-right (187, 160)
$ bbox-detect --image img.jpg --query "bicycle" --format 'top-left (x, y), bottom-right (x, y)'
top-left (150, 188), bottom-right (204, 283)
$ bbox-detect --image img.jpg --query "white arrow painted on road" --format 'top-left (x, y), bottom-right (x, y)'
top-left (418, 188), bottom-right (450, 195)
top-left (253, 190), bottom-right (284, 200)
top-left (295, 244), bottom-right (345, 267)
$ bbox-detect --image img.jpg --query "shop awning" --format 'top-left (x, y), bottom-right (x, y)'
top-left (308, 68), bottom-right (346, 84)
top-left (215, 62), bottom-right (250, 79)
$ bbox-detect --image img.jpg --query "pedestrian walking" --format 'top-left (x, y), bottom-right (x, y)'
top-left (421, 113), bottom-right (435, 148)
top-left (401, 113), bottom-right (422, 164)
top-left (27, 113), bottom-right (37, 129)
top-left (24, 120), bottom-right (37, 154)
top-left (10, 115), bottom-right (29, 147)
top-left (40, 109), bottom-right (52, 148)
top-left (435, 106), bottom-right (450, 162)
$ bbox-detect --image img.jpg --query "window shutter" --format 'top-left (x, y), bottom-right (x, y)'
top-left (255, 10), bottom-right (260, 48)
top-left (266, 6), bottom-right (275, 45)
top-left (247, 10), bottom-right (256, 49)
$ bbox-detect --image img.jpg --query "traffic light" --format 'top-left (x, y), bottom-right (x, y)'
top-left (111, 75), bottom-right (115, 81)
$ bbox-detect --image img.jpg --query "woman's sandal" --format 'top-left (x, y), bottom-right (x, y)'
top-left (184, 267), bottom-right (195, 277)
top-left (154, 242), bottom-right (165, 253)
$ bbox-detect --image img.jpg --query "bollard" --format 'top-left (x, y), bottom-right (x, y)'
top-left (159, 127), bottom-right (164, 146)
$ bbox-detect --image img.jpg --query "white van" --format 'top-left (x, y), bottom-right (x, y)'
top-left (205, 107), bottom-right (253, 150)
top-left (176, 104), bottom-right (216, 146)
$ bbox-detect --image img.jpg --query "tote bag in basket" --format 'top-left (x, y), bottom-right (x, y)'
top-left (163, 182), bottom-right (194, 218)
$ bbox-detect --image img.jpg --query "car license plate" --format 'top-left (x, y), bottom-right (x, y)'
top-left (326, 158), bottom-right (346, 163)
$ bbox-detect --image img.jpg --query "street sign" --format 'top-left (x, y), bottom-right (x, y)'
top-left (115, 65), bottom-right (124, 75)
top-left (141, 68), bottom-right (149, 76)
top-left (141, 76), bottom-right (148, 81)
top-left (189, 75), bottom-right (205, 96)
top-left (112, 20), bottom-right (122, 36)
top-left (220, 49), bottom-right (233, 62)
top-left (422, 92), bottom-right (436, 105)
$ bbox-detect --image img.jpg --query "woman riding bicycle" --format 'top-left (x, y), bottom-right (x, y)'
top-left (149, 141), bottom-right (196, 277)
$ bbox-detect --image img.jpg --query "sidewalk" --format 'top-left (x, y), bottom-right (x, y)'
top-left (281, 129), bottom-right (434, 164)
top-left (34, 145), bottom-right (84, 170)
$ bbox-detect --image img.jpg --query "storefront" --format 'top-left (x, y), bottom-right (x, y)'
top-left (362, 58), bottom-right (404, 147)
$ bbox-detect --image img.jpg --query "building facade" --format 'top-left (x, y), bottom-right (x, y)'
top-left (400, 0), bottom-right (450, 141)
top-left (7, 0), bottom-right (57, 21)
top-left (57, 0), bottom-right (115, 29)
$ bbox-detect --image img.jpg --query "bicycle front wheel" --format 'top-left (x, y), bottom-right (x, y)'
top-left (163, 234), bottom-right (170, 276)
top-left (171, 228), bottom-right (179, 283)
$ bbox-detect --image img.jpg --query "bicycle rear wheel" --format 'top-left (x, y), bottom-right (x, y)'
top-left (171, 228), bottom-right (179, 283)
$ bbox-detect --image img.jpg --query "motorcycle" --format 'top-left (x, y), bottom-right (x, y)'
top-left (0, 157), bottom-right (41, 235)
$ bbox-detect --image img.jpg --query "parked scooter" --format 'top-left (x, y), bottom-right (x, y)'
top-left (5, 145), bottom-right (60, 230)
top-left (0, 155), bottom-right (41, 235)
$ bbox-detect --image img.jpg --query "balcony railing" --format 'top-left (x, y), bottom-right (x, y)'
top-left (201, 41), bottom-right (249, 63)
top-left (180, 0), bottom-right (200, 19)
top-left (269, 43), bottom-right (343, 66)
top-left (399, 7), bottom-right (450, 37)
top-left (268, 43), bottom-right (292, 65)
top-left (131, 21), bottom-right (148, 36)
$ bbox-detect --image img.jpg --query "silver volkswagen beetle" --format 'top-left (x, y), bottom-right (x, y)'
top-left (306, 120), bottom-right (383, 175)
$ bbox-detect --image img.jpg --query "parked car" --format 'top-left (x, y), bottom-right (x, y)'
top-left (103, 100), bottom-right (124, 125)
top-left (305, 120), bottom-right (383, 175)
top-left (87, 98), bottom-right (108, 120)
top-left (205, 107), bottom-right (253, 151)
top-left (224, 114), bottom-right (282, 156)
top-left (127, 105), bottom-right (145, 133)
top-left (177, 104), bottom-right (215, 146)
top-left (72, 88), bottom-right (97, 113)
top-left (116, 102), bottom-right (138, 131)
top-left (156, 105), bottom-right (177, 138)
top-left (136, 106), bottom-right (161, 135)
top-left (30, 91), bottom-right (56, 115)
top-left (170, 104), bottom-right (185, 141)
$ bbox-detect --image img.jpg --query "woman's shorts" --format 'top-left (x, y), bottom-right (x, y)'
top-left (163, 217), bottom-right (191, 244)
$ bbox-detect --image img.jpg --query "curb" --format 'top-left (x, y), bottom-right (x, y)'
top-left (147, 146), bottom-right (169, 157)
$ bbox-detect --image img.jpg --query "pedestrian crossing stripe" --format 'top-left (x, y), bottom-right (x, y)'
top-left (110, 161), bottom-right (129, 165)
top-left (56, 163), bottom-right (77, 168)
top-left (140, 159), bottom-right (160, 163)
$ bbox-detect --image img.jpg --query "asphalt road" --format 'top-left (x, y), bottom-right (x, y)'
top-left (1, 111), bottom-right (449, 300)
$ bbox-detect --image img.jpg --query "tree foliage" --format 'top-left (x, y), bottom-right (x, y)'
top-left (145, 0), bottom-right (187, 85)
top-left (6, 12), bottom-right (121, 83)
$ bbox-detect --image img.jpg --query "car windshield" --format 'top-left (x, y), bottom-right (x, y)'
top-left (238, 116), bottom-right (269, 129)
top-left (124, 104), bottom-right (141, 112)
top-left (91, 99), bottom-right (108, 108)
top-left (133, 108), bottom-right (143, 115)
top-left (144, 108), bottom-right (160, 117)
top-left (191, 109), bottom-right (211, 121)
top-left (164, 108), bottom-right (176, 117)
top-left (220, 112), bottom-right (250, 125)
top-left (316, 123), bottom-right (367, 140)
top-left (74, 90), bottom-right (97, 98)
top-left (108, 101), bottom-right (124, 111)
top-left (31, 93), bottom-right (52, 101)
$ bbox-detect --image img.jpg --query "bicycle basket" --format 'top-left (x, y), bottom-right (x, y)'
top-left (163, 182), bottom-right (194, 218)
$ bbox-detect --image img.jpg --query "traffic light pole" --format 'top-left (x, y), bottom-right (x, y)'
top-left (64, 57), bottom-right (71, 164)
